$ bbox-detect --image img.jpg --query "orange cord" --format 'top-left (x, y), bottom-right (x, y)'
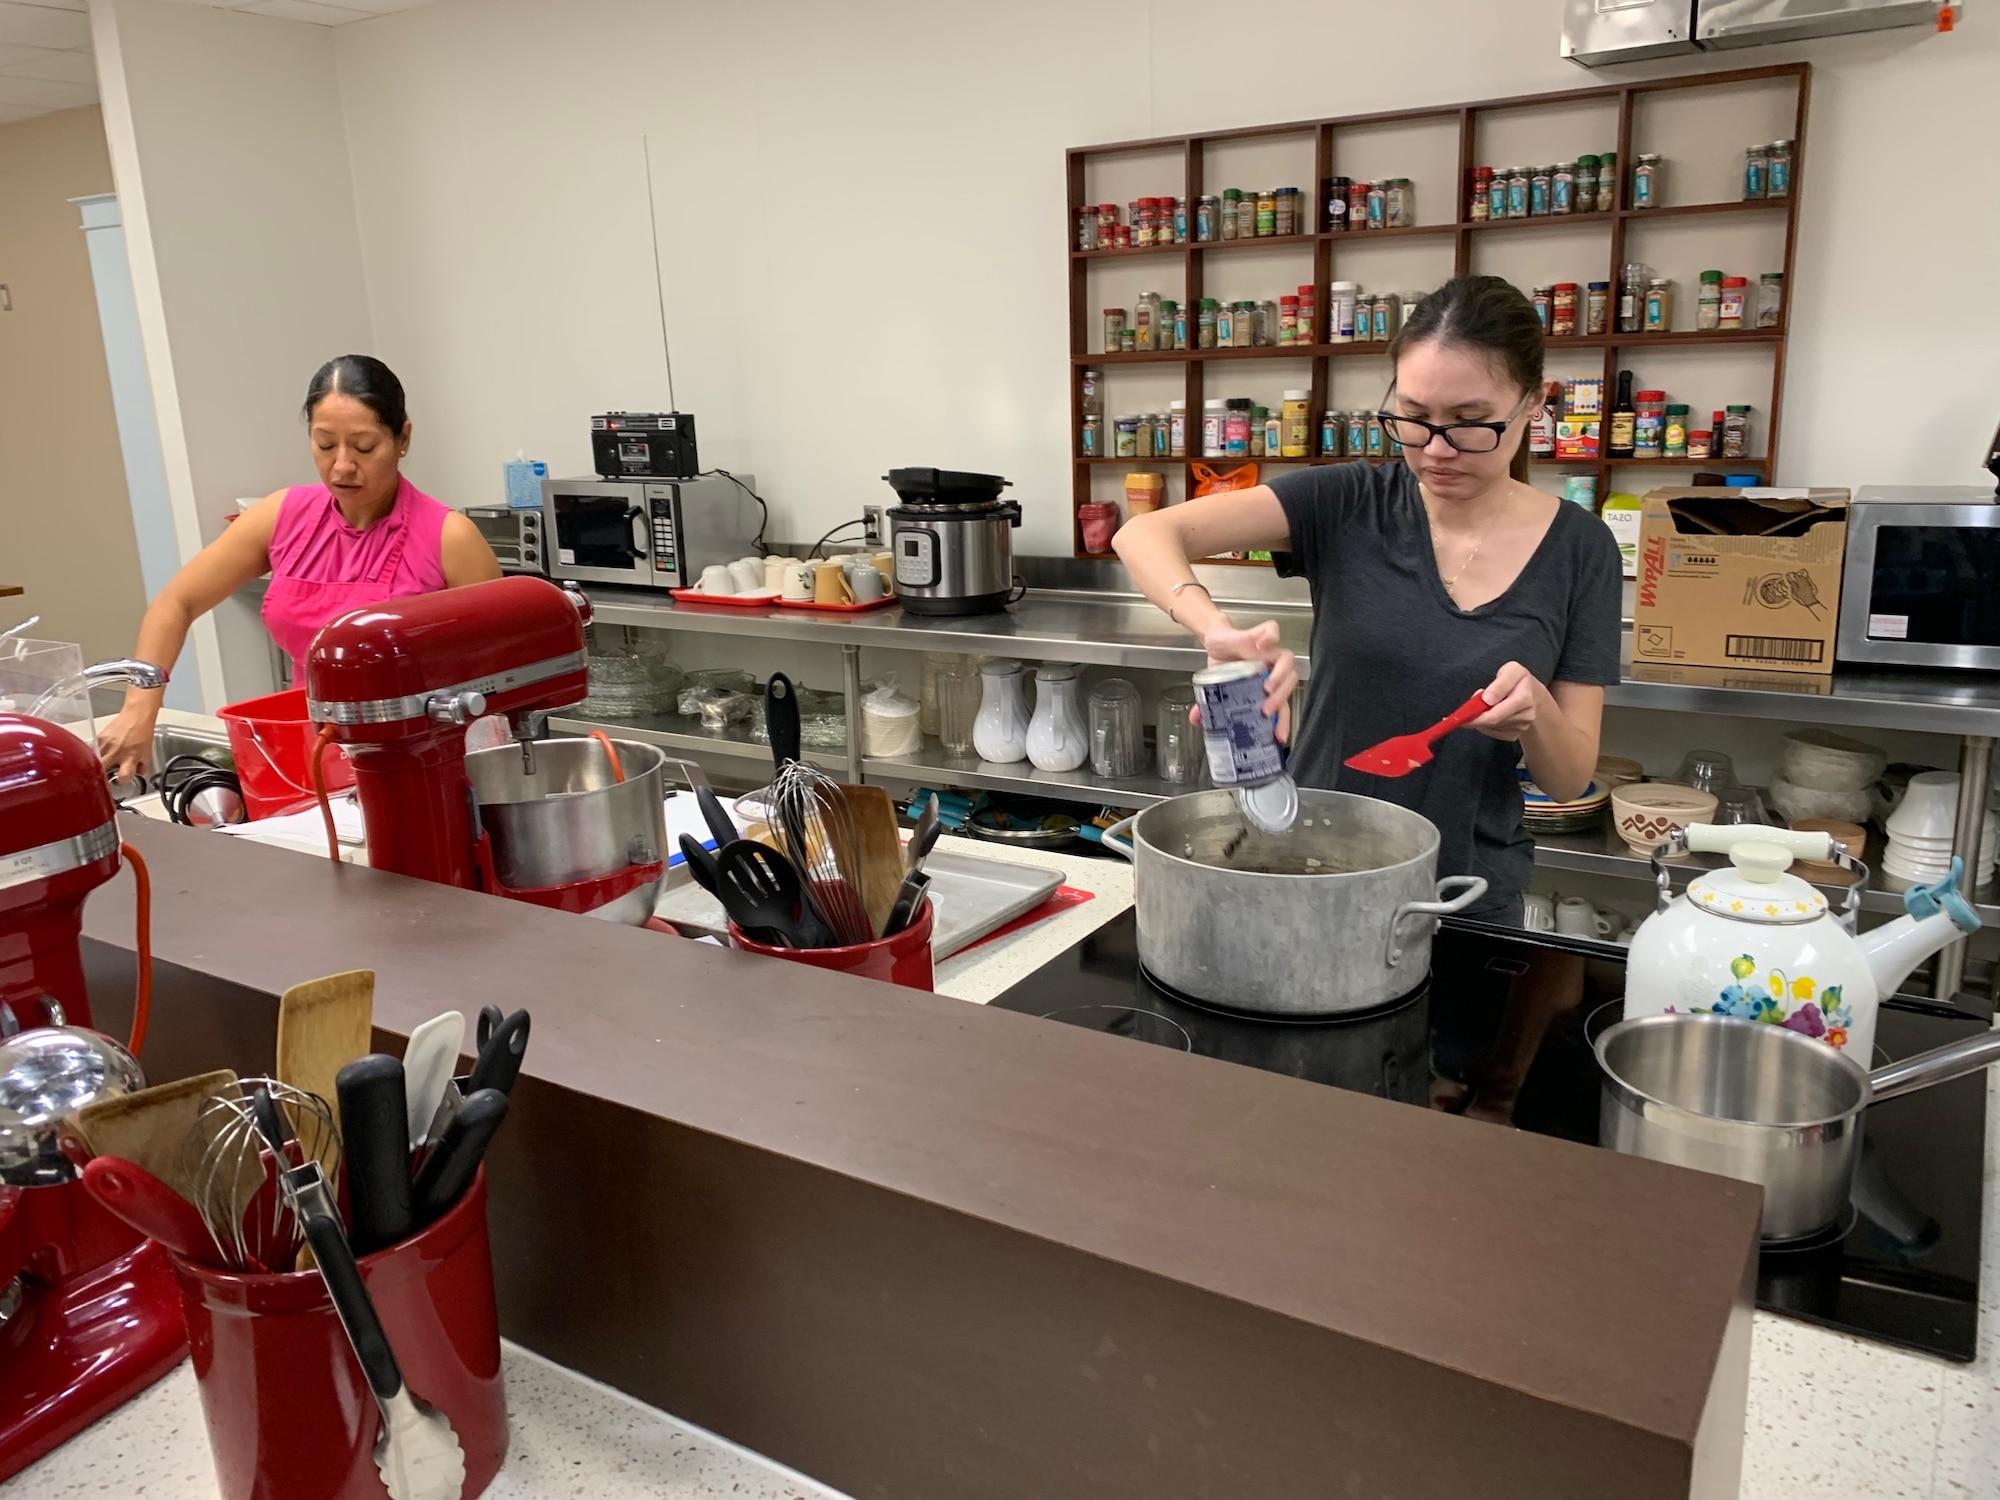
top-left (311, 723), bottom-right (341, 864)
top-left (588, 730), bottom-right (626, 782)
top-left (121, 841), bottom-right (152, 1055)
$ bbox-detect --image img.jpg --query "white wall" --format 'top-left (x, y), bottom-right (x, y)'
top-left (327, 0), bottom-right (2000, 560)
top-left (90, 0), bottom-right (374, 706)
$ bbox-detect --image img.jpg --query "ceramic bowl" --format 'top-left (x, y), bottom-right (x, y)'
top-left (1765, 774), bottom-right (1876, 826)
top-left (1611, 782), bottom-right (1718, 856)
top-left (1595, 756), bottom-right (1644, 790)
top-left (1885, 770), bottom-right (1961, 843)
top-left (1780, 729), bottom-right (1887, 793)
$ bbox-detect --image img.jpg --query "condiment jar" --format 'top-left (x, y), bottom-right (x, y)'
top-left (1079, 414), bottom-right (1101, 457)
top-left (1586, 281), bottom-right (1610, 336)
top-left (1719, 276), bottom-right (1749, 330)
top-left (1469, 166), bottom-right (1492, 221)
top-left (1507, 167), bottom-right (1529, 219)
top-left (1643, 278), bottom-right (1674, 333)
top-left (1632, 153), bottom-right (1663, 209)
top-left (1529, 165), bottom-right (1552, 217)
top-left (1697, 270), bottom-right (1723, 331)
top-left (1124, 471), bottom-right (1164, 516)
top-left (1320, 410), bottom-right (1342, 456)
top-left (1575, 155), bottom-right (1599, 211)
top-left (1235, 192), bottom-right (1258, 240)
top-left (1220, 188), bottom-right (1241, 240)
top-left (1722, 405), bottom-right (1752, 460)
top-left (1743, 144), bottom-right (1769, 200)
top-left (1102, 308), bottom-right (1125, 352)
top-left (1167, 399), bottom-right (1188, 457)
top-left (1488, 169), bottom-right (1509, 222)
top-left (1280, 390), bottom-right (1312, 458)
top-left (1551, 283), bottom-right (1579, 338)
top-left (1596, 152), bottom-right (1618, 212)
top-left (1664, 404), bottom-right (1690, 459)
top-left (1198, 298), bottom-right (1219, 349)
top-left (1767, 140), bottom-right (1793, 199)
top-left (1552, 161), bottom-right (1576, 214)
top-left (1758, 272), bottom-right (1784, 328)
top-left (1634, 389), bottom-right (1667, 459)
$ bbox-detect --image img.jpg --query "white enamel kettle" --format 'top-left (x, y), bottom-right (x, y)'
top-left (1622, 824), bottom-right (1982, 1062)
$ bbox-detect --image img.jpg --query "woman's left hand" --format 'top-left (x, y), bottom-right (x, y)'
top-left (1471, 661), bottom-right (1544, 742)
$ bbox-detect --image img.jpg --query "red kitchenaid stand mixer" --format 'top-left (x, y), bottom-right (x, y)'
top-left (0, 709), bottom-right (185, 1482)
top-left (305, 576), bottom-right (657, 911)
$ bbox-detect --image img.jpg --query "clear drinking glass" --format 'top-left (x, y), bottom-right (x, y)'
top-left (1088, 678), bottom-right (1145, 778)
top-left (1674, 749), bottom-right (1737, 797)
top-left (1156, 684), bottom-right (1202, 784)
top-left (1717, 786), bottom-right (1773, 826)
top-left (935, 659), bottom-right (982, 756)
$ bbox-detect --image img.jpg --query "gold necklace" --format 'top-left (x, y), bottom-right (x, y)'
top-left (1429, 493), bottom-right (1511, 601)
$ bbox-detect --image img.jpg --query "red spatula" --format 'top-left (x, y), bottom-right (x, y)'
top-left (1344, 690), bottom-right (1491, 778)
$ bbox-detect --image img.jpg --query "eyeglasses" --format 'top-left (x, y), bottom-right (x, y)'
top-left (1376, 386), bottom-right (1534, 454)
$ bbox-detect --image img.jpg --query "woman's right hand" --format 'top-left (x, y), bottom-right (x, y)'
top-left (98, 703), bottom-right (159, 782)
top-left (1197, 619), bottom-right (1299, 745)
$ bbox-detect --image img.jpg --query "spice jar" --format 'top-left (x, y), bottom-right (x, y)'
top-left (1277, 295), bottom-right (1300, 345)
top-left (1202, 398), bottom-right (1226, 457)
top-left (1324, 176), bottom-right (1352, 231)
top-left (1232, 300), bottom-right (1257, 349)
top-left (1134, 413), bottom-right (1154, 456)
top-left (1236, 193), bottom-right (1258, 240)
top-left (1113, 415), bottom-right (1138, 458)
top-left (1618, 262), bottom-right (1650, 333)
top-left (1102, 308), bottom-right (1125, 351)
top-left (1632, 153), bottom-right (1663, 209)
top-left (1329, 281), bottom-right (1360, 342)
top-left (1198, 298), bottom-right (1219, 349)
top-left (1367, 182), bottom-right (1387, 230)
top-left (1552, 282), bottom-right (1579, 338)
top-left (1196, 195), bottom-right (1220, 242)
top-left (1469, 166), bottom-right (1493, 221)
top-left (1722, 405), bottom-right (1752, 460)
top-left (1321, 411), bottom-right (1342, 456)
top-left (1124, 471), bottom-right (1164, 516)
top-left (1576, 155), bottom-right (1599, 212)
top-left (1260, 409), bottom-right (1281, 457)
top-left (1076, 208), bottom-right (1097, 252)
top-left (1507, 167), bottom-right (1529, 219)
top-left (1532, 284), bottom-right (1554, 332)
top-left (1167, 399), bottom-right (1187, 457)
top-left (1488, 169), bottom-right (1509, 221)
top-left (1758, 272), bottom-right (1784, 328)
top-left (1385, 178), bottom-right (1415, 227)
top-left (1119, 328), bottom-right (1135, 353)
top-left (1643, 278), bottom-right (1674, 333)
top-left (1697, 270), bottom-right (1723, 331)
top-left (1164, 299), bottom-right (1185, 350)
top-left (1275, 186), bottom-right (1300, 235)
top-left (1214, 302), bottom-right (1236, 347)
top-left (1223, 399), bottom-right (1252, 458)
top-left (1718, 276), bottom-right (1748, 330)
top-left (1133, 291), bottom-right (1159, 351)
top-left (1221, 188), bottom-right (1241, 240)
top-left (1346, 410), bottom-right (1368, 456)
top-left (1530, 165), bottom-right (1552, 217)
top-left (1553, 161), bottom-right (1576, 215)
top-left (1663, 404), bottom-right (1690, 459)
top-left (1256, 189), bottom-right (1277, 237)
top-left (1281, 390), bottom-right (1311, 458)
top-left (1586, 281), bottom-right (1610, 336)
top-left (1768, 140), bottom-right (1793, 199)
top-left (1634, 390), bottom-right (1667, 459)
top-left (1296, 285), bottom-right (1316, 344)
top-left (1596, 152), bottom-right (1618, 212)
top-left (1079, 414), bottom-right (1101, 457)
top-left (1173, 198), bottom-right (1190, 243)
top-left (1372, 293), bottom-right (1399, 343)
top-left (1365, 413), bottom-right (1386, 459)
top-left (1688, 420), bottom-right (1713, 461)
top-left (1152, 412), bottom-right (1172, 457)
top-left (1743, 144), bottom-right (1768, 201)
top-left (1347, 180), bottom-right (1371, 229)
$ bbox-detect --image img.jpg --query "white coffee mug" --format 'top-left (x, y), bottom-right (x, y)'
top-left (1555, 896), bottom-right (1613, 938)
top-left (1522, 894), bottom-right (1555, 932)
top-left (846, 562), bottom-right (887, 603)
top-left (779, 562), bottom-right (816, 601)
top-left (697, 563), bottom-right (737, 595)
top-left (728, 558), bottom-right (765, 593)
top-left (763, 555), bottom-right (793, 592)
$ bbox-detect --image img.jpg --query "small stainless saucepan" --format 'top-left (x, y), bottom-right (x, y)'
top-left (1596, 1012), bottom-right (2000, 1242)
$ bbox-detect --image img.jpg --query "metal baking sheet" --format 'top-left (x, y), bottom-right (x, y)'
top-left (925, 850), bottom-right (1065, 960)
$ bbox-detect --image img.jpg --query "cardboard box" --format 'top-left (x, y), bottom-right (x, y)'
top-left (1632, 487), bottom-right (1849, 674)
top-left (1555, 419), bottom-right (1600, 459)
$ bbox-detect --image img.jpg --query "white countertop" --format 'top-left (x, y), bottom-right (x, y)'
top-left (82, 733), bottom-right (2000, 1496)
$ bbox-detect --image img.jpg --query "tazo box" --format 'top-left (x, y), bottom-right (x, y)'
top-left (1632, 487), bottom-right (1849, 674)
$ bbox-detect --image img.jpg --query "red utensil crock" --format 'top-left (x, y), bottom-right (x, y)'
top-left (730, 896), bottom-right (935, 990)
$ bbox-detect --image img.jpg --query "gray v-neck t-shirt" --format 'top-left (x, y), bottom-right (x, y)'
top-left (1269, 462), bottom-right (1623, 917)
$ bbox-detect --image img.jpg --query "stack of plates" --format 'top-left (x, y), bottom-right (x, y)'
top-left (1520, 771), bottom-right (1610, 835)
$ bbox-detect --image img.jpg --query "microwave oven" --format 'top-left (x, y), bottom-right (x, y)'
top-left (540, 474), bottom-right (759, 592)
top-left (1836, 485), bottom-right (2000, 671)
top-left (464, 506), bottom-right (545, 575)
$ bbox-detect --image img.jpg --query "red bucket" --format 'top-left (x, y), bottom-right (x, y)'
top-left (170, 1169), bottom-right (508, 1500)
top-left (217, 688), bottom-right (354, 819)
top-left (730, 896), bottom-right (935, 990)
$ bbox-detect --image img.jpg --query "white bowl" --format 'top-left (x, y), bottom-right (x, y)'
top-left (1781, 729), bottom-right (1887, 793)
top-left (1886, 771), bottom-right (1961, 843)
top-left (1765, 774), bottom-right (1876, 826)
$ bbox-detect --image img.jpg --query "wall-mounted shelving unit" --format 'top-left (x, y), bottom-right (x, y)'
top-left (1065, 62), bottom-right (1810, 559)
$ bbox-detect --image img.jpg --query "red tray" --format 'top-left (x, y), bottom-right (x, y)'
top-left (667, 587), bottom-right (781, 608)
top-left (775, 594), bottom-right (899, 614)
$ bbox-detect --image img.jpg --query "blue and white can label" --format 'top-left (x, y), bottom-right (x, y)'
top-left (1193, 662), bottom-right (1284, 787)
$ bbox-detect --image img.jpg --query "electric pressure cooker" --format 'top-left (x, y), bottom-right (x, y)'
top-left (883, 468), bottom-right (1021, 616)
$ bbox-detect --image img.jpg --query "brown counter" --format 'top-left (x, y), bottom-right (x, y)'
top-left (85, 817), bottom-right (1760, 1499)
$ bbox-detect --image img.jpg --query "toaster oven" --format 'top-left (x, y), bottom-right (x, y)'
top-left (1836, 485), bottom-right (2000, 671)
top-left (464, 507), bottom-right (545, 575)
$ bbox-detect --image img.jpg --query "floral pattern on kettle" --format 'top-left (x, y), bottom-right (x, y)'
top-left (1679, 952), bottom-right (1853, 1049)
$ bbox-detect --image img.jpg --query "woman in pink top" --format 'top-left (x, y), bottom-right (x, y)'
top-left (99, 356), bottom-right (501, 777)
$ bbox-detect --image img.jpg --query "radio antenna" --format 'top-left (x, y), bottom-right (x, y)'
top-left (642, 134), bottom-right (678, 411)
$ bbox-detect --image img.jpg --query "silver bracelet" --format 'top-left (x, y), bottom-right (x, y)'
top-left (1166, 578), bottom-right (1210, 626)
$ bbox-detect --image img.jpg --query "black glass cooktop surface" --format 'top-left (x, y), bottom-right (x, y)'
top-left (989, 909), bottom-right (1988, 1362)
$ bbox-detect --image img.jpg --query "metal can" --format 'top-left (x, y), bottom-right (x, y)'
top-left (1192, 662), bottom-right (1287, 788)
top-left (1102, 308), bottom-right (1125, 351)
top-left (1551, 282), bottom-right (1579, 338)
top-left (1348, 180), bottom-right (1371, 229)
top-left (1324, 177), bottom-right (1352, 232)
top-left (1196, 195), bottom-right (1219, 242)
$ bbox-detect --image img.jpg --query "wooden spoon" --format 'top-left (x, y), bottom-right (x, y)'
top-left (837, 784), bottom-right (905, 939)
top-left (276, 970), bottom-right (375, 1176)
top-left (70, 1068), bottom-right (240, 1200)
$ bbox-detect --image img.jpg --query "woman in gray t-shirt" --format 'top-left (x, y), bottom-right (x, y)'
top-left (1115, 276), bottom-right (1622, 919)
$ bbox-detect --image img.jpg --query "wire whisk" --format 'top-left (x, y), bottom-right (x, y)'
top-left (182, 1078), bottom-right (340, 1273)
top-left (769, 761), bottom-right (872, 946)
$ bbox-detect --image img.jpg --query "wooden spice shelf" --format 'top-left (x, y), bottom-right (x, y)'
top-left (1065, 61), bottom-right (1810, 560)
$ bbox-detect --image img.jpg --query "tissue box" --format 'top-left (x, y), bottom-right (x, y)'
top-left (505, 459), bottom-right (548, 511)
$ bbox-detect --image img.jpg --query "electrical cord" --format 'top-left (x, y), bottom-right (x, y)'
top-left (156, 753), bottom-right (243, 826)
top-left (704, 467), bottom-right (771, 554)
top-left (806, 517), bottom-right (869, 559)
top-left (119, 840), bottom-right (152, 1055)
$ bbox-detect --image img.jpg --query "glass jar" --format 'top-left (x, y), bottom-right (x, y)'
top-left (1596, 152), bottom-right (1618, 212)
top-left (1643, 278), bottom-right (1674, 333)
top-left (1102, 308), bottom-right (1125, 352)
top-left (1551, 282), bottom-right (1579, 338)
top-left (1079, 414), bottom-right (1101, 457)
top-left (1196, 194), bottom-right (1219, 242)
top-left (1133, 413), bottom-right (1154, 455)
top-left (1156, 683), bottom-right (1202, 785)
top-left (1366, 182), bottom-right (1386, 229)
top-left (972, 659), bottom-right (1030, 764)
top-left (1529, 165), bottom-right (1552, 217)
top-left (1632, 153), bottom-right (1663, 209)
top-left (1080, 365), bottom-right (1104, 417)
top-left (1768, 140), bottom-right (1793, 199)
top-left (1198, 298), bottom-right (1219, 349)
top-left (1234, 300), bottom-right (1258, 349)
top-left (1236, 192), bottom-right (1258, 240)
top-left (1133, 291), bottom-right (1160, 351)
top-left (1586, 281), bottom-right (1610, 336)
top-left (1718, 277), bottom-right (1748, 330)
top-left (1758, 272), bottom-right (1784, 328)
top-left (1469, 166), bottom-right (1492, 221)
top-left (1220, 188), bottom-right (1241, 241)
top-left (1346, 410), bottom-right (1368, 457)
top-left (1168, 398), bottom-right (1187, 457)
top-left (1167, 299), bottom-right (1187, 350)
top-left (1275, 186), bottom-right (1300, 235)
top-left (1488, 168), bottom-right (1509, 222)
top-left (1320, 410), bottom-right (1342, 456)
top-left (1552, 161), bottom-right (1576, 215)
top-left (1112, 415), bottom-right (1138, 458)
top-left (1506, 166), bottom-right (1529, 220)
top-left (1281, 390), bottom-right (1311, 458)
top-left (1256, 189), bottom-right (1277, 237)
top-left (1151, 412), bottom-right (1171, 457)
top-left (1722, 405), bottom-right (1752, 460)
top-left (1385, 178), bottom-right (1415, 228)
top-left (1688, 422), bottom-right (1713, 462)
top-left (1743, 144), bottom-right (1769, 201)
top-left (1663, 404), bottom-right (1690, 459)
top-left (1532, 284), bottom-right (1553, 333)
top-left (1258, 300), bottom-right (1280, 347)
top-left (1215, 302), bottom-right (1236, 348)
top-left (1618, 262), bottom-right (1650, 334)
top-left (1201, 398), bottom-right (1226, 457)
top-left (1223, 399), bottom-right (1252, 458)
top-left (1248, 410), bottom-right (1266, 459)
top-left (1575, 155), bottom-right (1599, 212)
top-left (1329, 281), bottom-right (1359, 342)
top-left (1173, 197), bottom-right (1190, 243)
top-left (1089, 678), bottom-right (1146, 778)
top-left (1260, 409), bottom-right (1281, 456)
top-left (1696, 270), bottom-right (1722, 331)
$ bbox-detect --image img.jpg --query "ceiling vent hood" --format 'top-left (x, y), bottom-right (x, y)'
top-left (1562, 0), bottom-right (1959, 66)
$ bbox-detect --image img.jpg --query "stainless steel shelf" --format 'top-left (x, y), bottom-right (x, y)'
top-left (548, 713), bottom-right (847, 773)
top-left (861, 752), bottom-right (1187, 810)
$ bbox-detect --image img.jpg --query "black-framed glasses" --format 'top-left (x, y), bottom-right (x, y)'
top-left (1376, 386), bottom-right (1534, 454)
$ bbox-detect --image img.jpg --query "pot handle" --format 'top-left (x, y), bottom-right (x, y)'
top-left (1867, 1029), bottom-right (2000, 1106)
top-left (1100, 814), bottom-right (1138, 862)
top-left (1385, 875), bottom-right (1488, 967)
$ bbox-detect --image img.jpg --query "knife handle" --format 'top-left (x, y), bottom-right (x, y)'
top-left (336, 1054), bottom-right (414, 1256)
top-left (411, 1087), bottom-right (509, 1225)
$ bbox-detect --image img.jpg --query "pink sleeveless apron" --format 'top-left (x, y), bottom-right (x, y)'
top-left (262, 476), bottom-right (451, 679)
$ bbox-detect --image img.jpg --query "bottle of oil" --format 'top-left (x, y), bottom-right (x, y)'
top-left (1607, 370), bottom-right (1637, 461)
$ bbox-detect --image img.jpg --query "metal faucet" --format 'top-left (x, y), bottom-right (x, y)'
top-left (29, 659), bottom-right (169, 717)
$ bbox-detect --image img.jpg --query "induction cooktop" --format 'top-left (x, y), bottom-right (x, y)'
top-left (988, 909), bottom-right (1989, 1363)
